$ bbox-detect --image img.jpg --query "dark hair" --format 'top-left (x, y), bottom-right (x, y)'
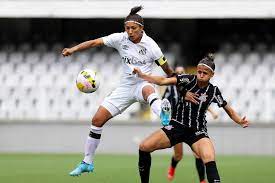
top-left (198, 53), bottom-right (215, 72)
top-left (124, 6), bottom-right (144, 26)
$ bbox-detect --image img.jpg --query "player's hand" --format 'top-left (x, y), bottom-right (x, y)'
top-left (185, 91), bottom-right (199, 104)
top-left (239, 116), bottom-right (249, 128)
top-left (133, 67), bottom-right (142, 77)
top-left (62, 48), bottom-right (74, 57)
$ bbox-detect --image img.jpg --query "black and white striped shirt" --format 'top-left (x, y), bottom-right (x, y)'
top-left (162, 85), bottom-right (179, 109)
top-left (171, 74), bottom-right (227, 131)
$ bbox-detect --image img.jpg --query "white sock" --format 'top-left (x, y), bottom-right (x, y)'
top-left (147, 93), bottom-right (161, 117)
top-left (83, 125), bottom-right (103, 164)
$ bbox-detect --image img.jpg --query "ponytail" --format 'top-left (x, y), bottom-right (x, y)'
top-left (124, 6), bottom-right (144, 26)
top-left (130, 6), bottom-right (143, 15)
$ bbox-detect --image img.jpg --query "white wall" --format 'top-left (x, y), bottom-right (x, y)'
top-left (0, 122), bottom-right (274, 155)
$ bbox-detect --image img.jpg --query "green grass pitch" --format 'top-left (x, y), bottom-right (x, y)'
top-left (0, 154), bottom-right (274, 183)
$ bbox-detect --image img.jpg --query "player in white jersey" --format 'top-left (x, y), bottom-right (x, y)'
top-left (62, 6), bottom-right (174, 176)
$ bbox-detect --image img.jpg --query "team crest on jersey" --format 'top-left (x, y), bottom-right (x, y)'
top-left (138, 48), bottom-right (147, 55)
top-left (122, 45), bottom-right (129, 50)
top-left (199, 93), bottom-right (208, 102)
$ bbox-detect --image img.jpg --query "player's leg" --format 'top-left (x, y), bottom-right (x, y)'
top-left (141, 84), bottom-right (171, 125)
top-left (139, 129), bottom-right (171, 183)
top-left (193, 151), bottom-right (206, 183)
top-left (167, 143), bottom-right (183, 181)
top-left (192, 138), bottom-right (220, 183)
top-left (83, 106), bottom-right (113, 164)
top-left (69, 106), bottom-right (113, 176)
top-left (70, 85), bottom-right (130, 176)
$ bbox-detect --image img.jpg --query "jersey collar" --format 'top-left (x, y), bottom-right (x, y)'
top-left (140, 31), bottom-right (147, 43)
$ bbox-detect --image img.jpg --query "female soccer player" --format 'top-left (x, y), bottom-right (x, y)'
top-left (133, 54), bottom-right (249, 183)
top-left (162, 66), bottom-right (213, 182)
top-left (62, 6), bottom-right (174, 176)
top-left (163, 66), bottom-right (219, 182)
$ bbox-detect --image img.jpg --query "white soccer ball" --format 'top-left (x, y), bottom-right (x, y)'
top-left (76, 69), bottom-right (100, 93)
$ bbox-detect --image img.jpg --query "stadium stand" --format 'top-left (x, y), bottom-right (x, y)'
top-left (0, 41), bottom-right (274, 123)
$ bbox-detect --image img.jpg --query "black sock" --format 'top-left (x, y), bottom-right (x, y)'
top-left (171, 157), bottom-right (179, 168)
top-left (205, 161), bottom-right (221, 183)
top-left (195, 158), bottom-right (205, 181)
top-left (139, 150), bottom-right (151, 183)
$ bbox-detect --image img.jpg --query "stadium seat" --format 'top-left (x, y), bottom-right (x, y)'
top-left (25, 52), bottom-right (40, 64)
top-left (41, 52), bottom-right (57, 64)
top-left (0, 51), bottom-right (8, 63)
top-left (244, 52), bottom-right (260, 66)
top-left (18, 43), bottom-right (32, 52)
top-left (74, 52), bottom-right (90, 65)
top-left (238, 42), bottom-right (251, 54)
top-left (214, 53), bottom-right (226, 68)
top-left (15, 63), bottom-right (32, 75)
top-left (9, 51), bottom-right (24, 64)
top-left (219, 42), bottom-right (234, 54)
top-left (51, 42), bottom-right (63, 52)
top-left (227, 52), bottom-right (243, 66)
top-left (1, 43), bottom-right (16, 52)
top-left (34, 42), bottom-right (48, 52)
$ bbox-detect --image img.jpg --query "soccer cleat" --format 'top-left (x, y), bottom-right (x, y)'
top-left (69, 161), bottom-right (94, 176)
top-left (160, 98), bottom-right (171, 126)
top-left (167, 166), bottom-right (176, 181)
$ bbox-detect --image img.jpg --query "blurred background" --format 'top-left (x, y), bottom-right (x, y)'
top-left (0, 0), bottom-right (274, 182)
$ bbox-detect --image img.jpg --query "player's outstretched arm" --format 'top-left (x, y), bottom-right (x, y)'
top-left (223, 104), bottom-right (249, 128)
top-left (133, 68), bottom-right (177, 86)
top-left (62, 38), bottom-right (104, 56)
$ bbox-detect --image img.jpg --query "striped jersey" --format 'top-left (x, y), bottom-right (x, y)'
top-left (172, 74), bottom-right (227, 131)
top-left (162, 85), bottom-right (179, 108)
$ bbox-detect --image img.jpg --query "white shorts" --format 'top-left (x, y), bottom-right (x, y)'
top-left (101, 81), bottom-right (157, 117)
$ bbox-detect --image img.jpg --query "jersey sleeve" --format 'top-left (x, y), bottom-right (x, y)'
top-left (102, 33), bottom-right (123, 49)
top-left (150, 41), bottom-right (166, 66)
top-left (213, 87), bottom-right (227, 108)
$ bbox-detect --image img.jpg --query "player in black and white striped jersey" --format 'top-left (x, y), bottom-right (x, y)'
top-left (163, 66), bottom-right (219, 182)
top-left (133, 53), bottom-right (249, 183)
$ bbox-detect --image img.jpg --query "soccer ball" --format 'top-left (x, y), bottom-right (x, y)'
top-left (76, 69), bottom-right (100, 93)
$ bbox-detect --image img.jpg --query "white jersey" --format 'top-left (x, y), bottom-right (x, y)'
top-left (102, 32), bottom-right (163, 85)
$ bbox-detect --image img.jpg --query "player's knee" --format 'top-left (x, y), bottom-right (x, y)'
top-left (200, 151), bottom-right (215, 163)
top-left (91, 116), bottom-right (105, 127)
top-left (139, 142), bottom-right (148, 152)
top-left (139, 141), bottom-right (152, 152)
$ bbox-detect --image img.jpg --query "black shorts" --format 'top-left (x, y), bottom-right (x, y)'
top-left (161, 120), bottom-right (209, 147)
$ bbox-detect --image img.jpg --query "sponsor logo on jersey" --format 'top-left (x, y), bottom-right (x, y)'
top-left (179, 77), bottom-right (190, 84)
top-left (164, 125), bottom-right (174, 130)
top-left (122, 56), bottom-right (146, 65)
top-left (138, 48), bottom-right (147, 55)
top-left (195, 130), bottom-right (208, 136)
